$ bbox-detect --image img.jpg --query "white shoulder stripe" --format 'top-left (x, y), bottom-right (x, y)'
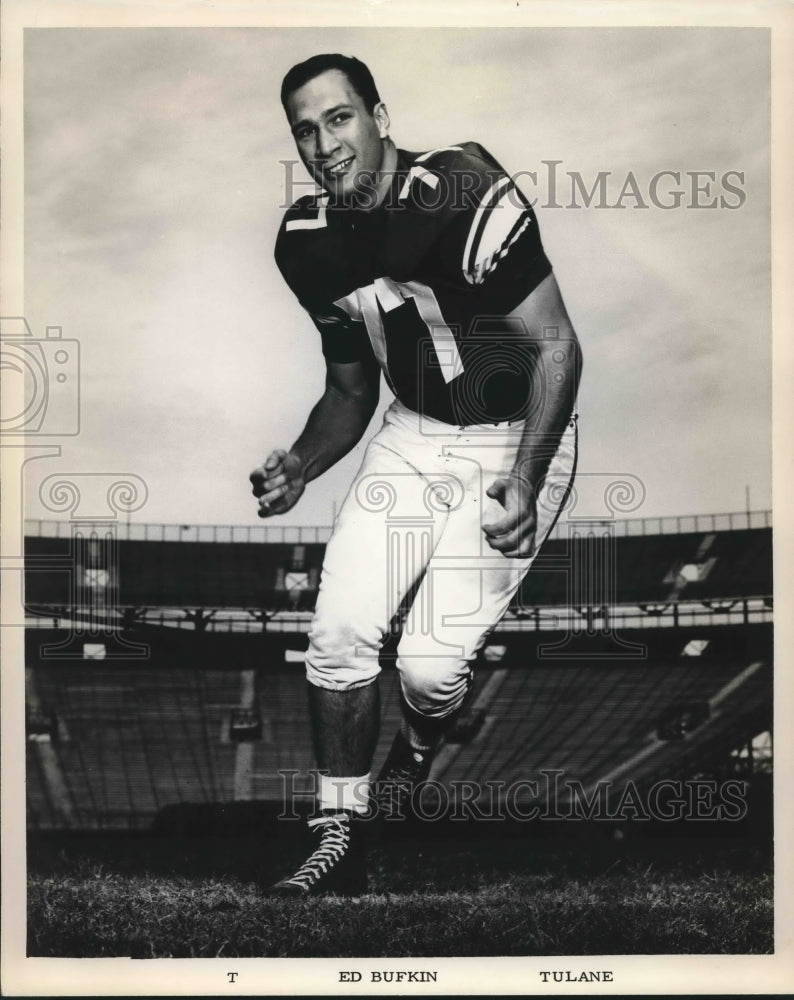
top-left (461, 176), bottom-right (512, 281)
top-left (415, 145), bottom-right (463, 163)
top-left (473, 215), bottom-right (533, 284)
top-left (398, 165), bottom-right (440, 201)
top-left (285, 211), bottom-right (326, 231)
top-left (285, 193), bottom-right (329, 232)
top-left (476, 191), bottom-right (530, 255)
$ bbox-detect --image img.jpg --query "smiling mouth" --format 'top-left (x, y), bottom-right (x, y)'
top-left (325, 156), bottom-right (354, 176)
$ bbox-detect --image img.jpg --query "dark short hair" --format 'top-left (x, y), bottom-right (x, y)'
top-left (281, 54), bottom-right (381, 115)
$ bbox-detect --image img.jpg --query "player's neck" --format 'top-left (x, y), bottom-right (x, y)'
top-left (348, 138), bottom-right (399, 212)
top-left (373, 139), bottom-right (399, 208)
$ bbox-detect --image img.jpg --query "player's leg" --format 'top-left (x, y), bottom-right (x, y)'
top-left (373, 676), bottom-right (476, 823)
top-left (376, 415), bottom-right (578, 820)
top-left (308, 683), bottom-right (381, 777)
top-left (264, 683), bottom-right (380, 897)
top-left (266, 410), bottom-right (450, 893)
top-left (304, 426), bottom-right (452, 796)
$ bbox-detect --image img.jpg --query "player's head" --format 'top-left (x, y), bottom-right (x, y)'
top-left (281, 54), bottom-right (381, 114)
top-left (281, 54), bottom-right (391, 206)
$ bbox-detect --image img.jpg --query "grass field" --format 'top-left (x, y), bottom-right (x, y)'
top-left (27, 818), bottom-right (773, 958)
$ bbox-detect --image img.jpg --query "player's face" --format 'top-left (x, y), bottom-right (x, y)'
top-left (286, 69), bottom-right (389, 207)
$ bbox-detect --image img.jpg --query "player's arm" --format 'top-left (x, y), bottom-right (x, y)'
top-left (250, 354), bottom-right (380, 517)
top-left (482, 272), bottom-right (582, 557)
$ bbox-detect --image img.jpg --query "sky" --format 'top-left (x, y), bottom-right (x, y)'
top-left (21, 26), bottom-right (771, 528)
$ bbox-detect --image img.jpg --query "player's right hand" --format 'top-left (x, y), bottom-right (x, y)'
top-left (249, 449), bottom-right (306, 517)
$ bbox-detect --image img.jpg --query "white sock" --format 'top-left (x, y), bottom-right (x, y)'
top-left (318, 773), bottom-right (371, 815)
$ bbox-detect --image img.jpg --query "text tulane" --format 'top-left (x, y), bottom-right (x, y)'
top-left (540, 970), bottom-right (614, 983)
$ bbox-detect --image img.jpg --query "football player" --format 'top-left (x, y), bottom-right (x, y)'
top-left (250, 53), bottom-right (581, 894)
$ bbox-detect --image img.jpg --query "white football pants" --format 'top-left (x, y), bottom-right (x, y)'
top-left (305, 399), bottom-right (578, 717)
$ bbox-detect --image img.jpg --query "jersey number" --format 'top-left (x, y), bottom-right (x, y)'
top-left (334, 277), bottom-right (464, 384)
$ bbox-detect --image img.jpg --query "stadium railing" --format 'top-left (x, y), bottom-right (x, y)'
top-left (23, 509), bottom-right (771, 544)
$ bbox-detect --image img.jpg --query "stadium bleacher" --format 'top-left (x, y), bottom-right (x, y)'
top-left (24, 537), bottom-right (326, 610)
top-left (23, 514), bottom-right (773, 829)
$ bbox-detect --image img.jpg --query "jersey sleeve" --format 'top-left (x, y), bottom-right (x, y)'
top-left (306, 306), bottom-right (373, 364)
top-left (420, 144), bottom-right (553, 313)
top-left (274, 196), bottom-right (373, 365)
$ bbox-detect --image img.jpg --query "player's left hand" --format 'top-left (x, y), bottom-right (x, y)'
top-left (482, 474), bottom-right (538, 558)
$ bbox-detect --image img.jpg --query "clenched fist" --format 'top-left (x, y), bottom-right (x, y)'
top-left (481, 474), bottom-right (538, 558)
top-left (250, 449), bottom-right (306, 517)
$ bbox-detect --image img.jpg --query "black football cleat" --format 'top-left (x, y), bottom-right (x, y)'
top-left (373, 730), bottom-right (436, 822)
top-left (263, 811), bottom-right (368, 896)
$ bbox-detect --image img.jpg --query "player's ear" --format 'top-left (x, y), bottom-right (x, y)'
top-left (374, 102), bottom-right (390, 138)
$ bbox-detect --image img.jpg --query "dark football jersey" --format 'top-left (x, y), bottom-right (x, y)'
top-left (275, 142), bottom-right (553, 426)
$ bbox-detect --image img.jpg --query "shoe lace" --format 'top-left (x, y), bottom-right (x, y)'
top-left (383, 761), bottom-right (422, 784)
top-left (377, 751), bottom-right (428, 815)
top-left (282, 814), bottom-right (351, 890)
top-left (381, 749), bottom-right (427, 787)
